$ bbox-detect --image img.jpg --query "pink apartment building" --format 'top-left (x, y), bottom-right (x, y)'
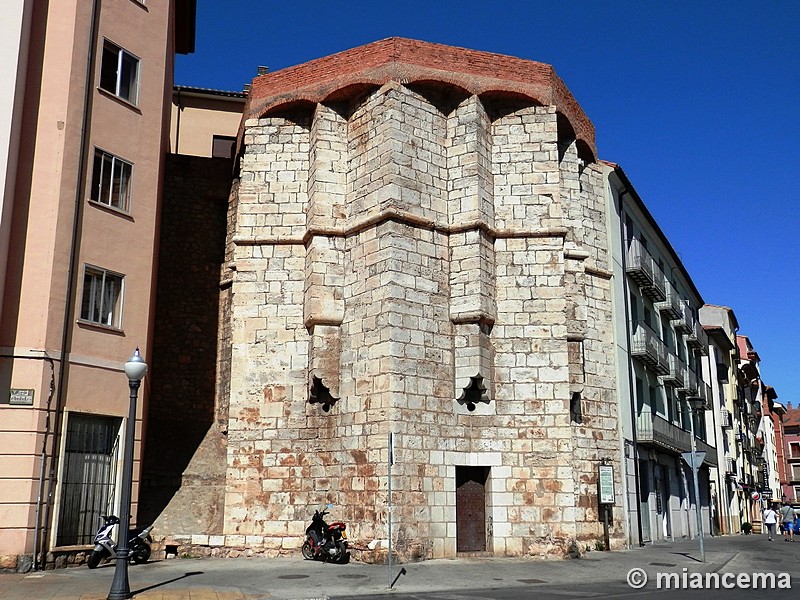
top-left (782, 407), bottom-right (800, 502)
top-left (0, 0), bottom-right (195, 570)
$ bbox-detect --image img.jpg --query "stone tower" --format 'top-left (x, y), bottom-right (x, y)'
top-left (220, 38), bottom-right (620, 559)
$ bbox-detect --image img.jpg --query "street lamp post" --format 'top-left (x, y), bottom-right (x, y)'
top-left (108, 348), bottom-right (147, 600)
top-left (687, 397), bottom-right (705, 563)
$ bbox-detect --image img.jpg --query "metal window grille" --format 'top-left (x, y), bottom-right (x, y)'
top-left (56, 414), bottom-right (121, 546)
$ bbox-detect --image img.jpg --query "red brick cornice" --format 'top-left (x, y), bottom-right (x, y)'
top-left (244, 37), bottom-right (595, 155)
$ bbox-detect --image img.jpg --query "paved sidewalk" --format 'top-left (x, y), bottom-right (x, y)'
top-left (0, 535), bottom-right (780, 600)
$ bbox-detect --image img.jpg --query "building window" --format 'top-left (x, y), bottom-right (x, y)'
top-left (792, 464), bottom-right (800, 481)
top-left (81, 266), bottom-right (124, 327)
top-left (790, 442), bottom-right (800, 459)
top-left (90, 149), bottom-right (132, 211)
top-left (99, 40), bottom-right (139, 104)
top-left (212, 135), bottom-right (236, 159)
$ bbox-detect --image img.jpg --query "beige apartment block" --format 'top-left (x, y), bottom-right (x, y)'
top-left (170, 85), bottom-right (246, 158)
top-left (0, 0), bottom-right (195, 570)
top-left (219, 38), bottom-right (622, 560)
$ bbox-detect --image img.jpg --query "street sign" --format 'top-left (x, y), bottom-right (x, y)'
top-left (681, 451), bottom-right (706, 470)
top-left (5, 388), bottom-right (34, 406)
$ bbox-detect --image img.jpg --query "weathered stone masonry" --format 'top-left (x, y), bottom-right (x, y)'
top-left (221, 38), bottom-right (622, 559)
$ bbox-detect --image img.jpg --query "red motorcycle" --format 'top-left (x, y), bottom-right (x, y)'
top-left (301, 505), bottom-right (349, 563)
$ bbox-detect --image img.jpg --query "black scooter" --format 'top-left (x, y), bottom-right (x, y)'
top-left (87, 514), bottom-right (153, 569)
top-left (301, 504), bottom-right (349, 563)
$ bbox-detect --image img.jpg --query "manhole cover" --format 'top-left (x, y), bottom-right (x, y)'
top-left (338, 574), bottom-right (368, 579)
top-left (277, 574), bottom-right (309, 580)
top-left (650, 562), bottom-right (676, 567)
top-left (517, 578), bottom-right (546, 584)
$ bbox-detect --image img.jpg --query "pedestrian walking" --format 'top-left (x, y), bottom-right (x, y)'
top-left (764, 504), bottom-right (779, 541)
top-left (779, 502), bottom-right (795, 542)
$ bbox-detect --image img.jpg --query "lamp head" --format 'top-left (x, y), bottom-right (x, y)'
top-left (687, 397), bottom-right (705, 412)
top-left (124, 347), bottom-right (148, 382)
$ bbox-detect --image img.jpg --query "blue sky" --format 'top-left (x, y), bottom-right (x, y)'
top-left (176, 1), bottom-right (800, 405)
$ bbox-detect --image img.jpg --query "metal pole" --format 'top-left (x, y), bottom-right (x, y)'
top-left (108, 378), bottom-right (139, 600)
top-left (689, 409), bottom-right (705, 562)
top-left (387, 432), bottom-right (392, 590)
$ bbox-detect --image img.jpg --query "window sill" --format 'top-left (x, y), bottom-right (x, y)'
top-left (97, 87), bottom-right (141, 114)
top-left (87, 199), bottom-right (134, 220)
top-left (51, 544), bottom-right (94, 552)
top-left (77, 319), bottom-right (125, 336)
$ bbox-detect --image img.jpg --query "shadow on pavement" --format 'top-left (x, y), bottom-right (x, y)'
top-left (131, 570), bottom-right (203, 595)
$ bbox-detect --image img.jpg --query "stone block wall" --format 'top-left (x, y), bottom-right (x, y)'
top-left (220, 43), bottom-right (622, 560)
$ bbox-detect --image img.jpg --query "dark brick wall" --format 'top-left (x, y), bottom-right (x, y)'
top-left (139, 154), bottom-right (232, 525)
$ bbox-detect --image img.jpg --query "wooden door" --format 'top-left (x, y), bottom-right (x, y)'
top-left (456, 466), bottom-right (489, 552)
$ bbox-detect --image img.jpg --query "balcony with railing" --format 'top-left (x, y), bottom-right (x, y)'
top-left (678, 367), bottom-right (700, 397)
top-left (625, 240), bottom-right (666, 302)
top-left (736, 431), bottom-right (750, 448)
top-left (630, 323), bottom-right (669, 375)
top-left (660, 352), bottom-right (686, 388)
top-left (725, 456), bottom-right (736, 474)
top-left (686, 318), bottom-right (709, 355)
top-left (719, 408), bottom-right (733, 429)
top-left (694, 432), bottom-right (717, 466)
top-left (655, 281), bottom-right (683, 319)
top-left (671, 301), bottom-right (694, 334)
top-left (637, 409), bottom-right (691, 453)
top-left (688, 379), bottom-right (712, 409)
top-left (636, 408), bottom-right (717, 465)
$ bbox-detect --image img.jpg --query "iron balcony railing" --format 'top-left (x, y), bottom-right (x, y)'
top-left (725, 456), bottom-right (736, 474)
top-left (625, 239), bottom-right (666, 302)
top-left (636, 409), bottom-right (717, 465)
top-left (676, 367), bottom-right (711, 404)
top-left (630, 322), bottom-right (670, 375)
top-left (678, 367), bottom-right (700, 396)
top-left (660, 352), bottom-right (686, 387)
top-left (655, 281), bottom-right (684, 319)
top-left (637, 409), bottom-right (691, 453)
top-left (686, 318), bottom-right (709, 355)
top-left (671, 301), bottom-right (694, 334)
top-left (719, 408), bottom-right (733, 429)
top-left (695, 435), bottom-right (717, 466)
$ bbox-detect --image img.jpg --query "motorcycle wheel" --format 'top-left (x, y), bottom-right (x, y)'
top-left (87, 550), bottom-right (103, 569)
top-left (336, 541), bottom-right (350, 564)
top-left (301, 539), bottom-right (315, 560)
top-left (131, 544), bottom-right (151, 564)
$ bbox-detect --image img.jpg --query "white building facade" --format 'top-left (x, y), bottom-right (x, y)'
top-left (606, 164), bottom-right (717, 546)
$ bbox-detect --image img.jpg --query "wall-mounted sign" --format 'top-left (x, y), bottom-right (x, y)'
top-left (7, 388), bottom-right (35, 406)
top-left (599, 464), bottom-right (615, 504)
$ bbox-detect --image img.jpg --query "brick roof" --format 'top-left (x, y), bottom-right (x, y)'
top-left (784, 406), bottom-right (800, 428)
top-left (244, 37), bottom-right (595, 157)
